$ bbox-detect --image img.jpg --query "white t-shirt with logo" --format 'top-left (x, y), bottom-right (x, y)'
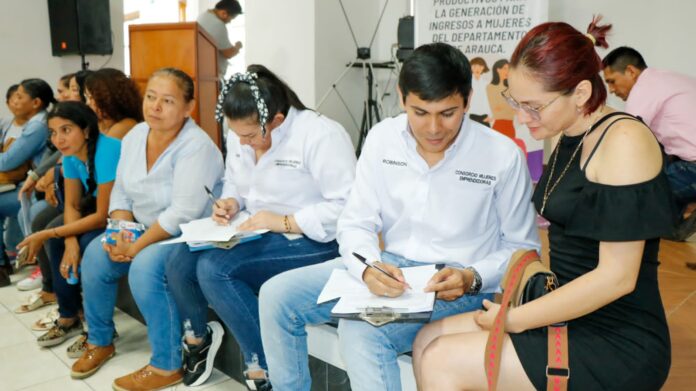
top-left (221, 107), bottom-right (357, 243)
top-left (338, 113), bottom-right (540, 292)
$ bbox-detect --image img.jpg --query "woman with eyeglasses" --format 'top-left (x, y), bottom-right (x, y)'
top-left (412, 17), bottom-right (676, 391)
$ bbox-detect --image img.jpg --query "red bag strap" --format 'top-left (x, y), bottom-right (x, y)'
top-left (546, 325), bottom-right (569, 391)
top-left (485, 250), bottom-right (538, 390)
top-left (484, 250), bottom-right (568, 391)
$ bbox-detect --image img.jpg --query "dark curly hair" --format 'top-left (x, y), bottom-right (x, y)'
top-left (85, 68), bottom-right (143, 122)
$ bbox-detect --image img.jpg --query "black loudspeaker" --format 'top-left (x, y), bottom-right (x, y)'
top-left (47, 0), bottom-right (113, 57)
top-left (397, 15), bottom-right (414, 62)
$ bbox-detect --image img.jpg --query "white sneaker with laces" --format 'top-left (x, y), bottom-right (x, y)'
top-left (17, 267), bottom-right (42, 291)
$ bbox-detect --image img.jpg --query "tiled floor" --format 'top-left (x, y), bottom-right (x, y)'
top-left (0, 269), bottom-right (246, 391)
top-left (1, 233), bottom-right (694, 390)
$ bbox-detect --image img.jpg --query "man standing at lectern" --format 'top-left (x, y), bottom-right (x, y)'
top-left (197, 0), bottom-right (243, 79)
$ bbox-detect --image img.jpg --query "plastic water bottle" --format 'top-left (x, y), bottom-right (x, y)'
top-left (66, 266), bottom-right (81, 285)
top-left (183, 319), bottom-right (195, 341)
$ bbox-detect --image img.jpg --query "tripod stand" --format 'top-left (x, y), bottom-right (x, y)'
top-left (354, 61), bottom-right (394, 155)
top-left (317, 60), bottom-right (395, 156)
top-left (315, 0), bottom-right (395, 156)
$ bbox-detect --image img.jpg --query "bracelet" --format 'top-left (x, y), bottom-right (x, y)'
top-left (27, 170), bottom-right (40, 181)
top-left (283, 215), bottom-right (291, 233)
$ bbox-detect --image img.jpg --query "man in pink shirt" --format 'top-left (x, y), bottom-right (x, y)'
top-left (603, 47), bottom-right (696, 241)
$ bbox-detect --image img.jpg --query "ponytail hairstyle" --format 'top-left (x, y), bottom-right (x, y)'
top-left (19, 78), bottom-right (57, 111)
top-left (216, 64), bottom-right (307, 137)
top-left (149, 67), bottom-right (195, 103)
top-left (47, 101), bottom-right (100, 212)
top-left (72, 70), bottom-right (94, 103)
top-left (510, 15), bottom-right (612, 115)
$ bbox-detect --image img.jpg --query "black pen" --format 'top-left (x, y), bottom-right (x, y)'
top-left (352, 252), bottom-right (410, 289)
top-left (204, 185), bottom-right (223, 210)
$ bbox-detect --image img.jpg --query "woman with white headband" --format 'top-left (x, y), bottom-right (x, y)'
top-left (165, 64), bottom-right (356, 389)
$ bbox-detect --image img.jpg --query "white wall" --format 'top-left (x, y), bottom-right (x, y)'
top-left (245, 0), bottom-right (316, 105)
top-left (245, 0), bottom-right (409, 145)
top-left (0, 1), bottom-right (125, 118)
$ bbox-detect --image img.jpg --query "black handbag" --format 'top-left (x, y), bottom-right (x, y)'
top-left (485, 250), bottom-right (568, 391)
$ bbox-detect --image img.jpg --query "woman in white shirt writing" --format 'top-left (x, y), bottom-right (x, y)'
top-left (164, 64), bottom-right (356, 389)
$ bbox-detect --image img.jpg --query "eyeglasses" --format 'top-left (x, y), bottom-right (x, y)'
top-left (501, 89), bottom-right (564, 121)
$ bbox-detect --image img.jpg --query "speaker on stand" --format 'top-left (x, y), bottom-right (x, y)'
top-left (47, 0), bottom-right (113, 70)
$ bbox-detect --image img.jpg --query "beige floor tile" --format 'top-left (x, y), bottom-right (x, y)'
top-left (0, 340), bottom-right (69, 390)
top-left (196, 379), bottom-right (247, 391)
top-left (17, 375), bottom-right (92, 391)
top-left (0, 312), bottom-right (36, 348)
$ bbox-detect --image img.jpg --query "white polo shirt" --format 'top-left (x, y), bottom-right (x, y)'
top-left (337, 114), bottom-right (540, 292)
top-left (222, 107), bottom-right (357, 243)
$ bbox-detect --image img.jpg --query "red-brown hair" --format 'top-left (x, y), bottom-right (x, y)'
top-left (510, 16), bottom-right (612, 115)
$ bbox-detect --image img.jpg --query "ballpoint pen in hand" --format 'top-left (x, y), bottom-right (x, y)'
top-left (352, 252), bottom-right (411, 289)
top-left (204, 185), bottom-right (223, 209)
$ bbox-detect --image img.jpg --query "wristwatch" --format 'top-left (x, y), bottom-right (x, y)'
top-left (464, 266), bottom-right (482, 295)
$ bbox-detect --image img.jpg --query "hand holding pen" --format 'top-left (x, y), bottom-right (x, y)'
top-left (354, 252), bottom-right (411, 298)
top-left (204, 186), bottom-right (240, 225)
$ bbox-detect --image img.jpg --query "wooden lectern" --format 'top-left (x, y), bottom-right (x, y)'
top-left (129, 22), bottom-right (222, 148)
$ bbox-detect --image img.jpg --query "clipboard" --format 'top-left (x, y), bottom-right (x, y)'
top-left (321, 264), bottom-right (441, 327)
top-left (187, 232), bottom-right (262, 252)
top-left (331, 301), bottom-right (435, 327)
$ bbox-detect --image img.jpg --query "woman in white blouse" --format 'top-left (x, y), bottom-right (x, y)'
top-left (70, 68), bottom-right (224, 391)
top-left (164, 64), bottom-right (356, 389)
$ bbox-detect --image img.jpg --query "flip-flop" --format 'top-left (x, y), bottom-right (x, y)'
top-left (14, 292), bottom-right (57, 314)
top-left (32, 308), bottom-right (60, 331)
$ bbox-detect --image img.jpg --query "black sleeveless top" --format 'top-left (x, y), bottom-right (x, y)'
top-left (510, 112), bottom-right (678, 391)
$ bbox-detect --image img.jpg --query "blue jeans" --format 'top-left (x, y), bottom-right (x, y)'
top-left (82, 234), bottom-right (186, 371)
top-left (259, 253), bottom-right (493, 391)
top-left (167, 233), bottom-right (339, 373)
top-left (18, 198), bottom-right (49, 236)
top-left (0, 188), bottom-right (21, 262)
top-left (44, 214), bottom-right (102, 319)
top-left (666, 159), bottom-right (696, 206)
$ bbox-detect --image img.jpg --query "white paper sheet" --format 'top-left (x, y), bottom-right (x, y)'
top-left (159, 212), bottom-right (268, 244)
top-left (317, 264), bottom-right (438, 314)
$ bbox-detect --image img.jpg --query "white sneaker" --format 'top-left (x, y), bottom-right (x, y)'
top-left (17, 267), bottom-right (42, 291)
